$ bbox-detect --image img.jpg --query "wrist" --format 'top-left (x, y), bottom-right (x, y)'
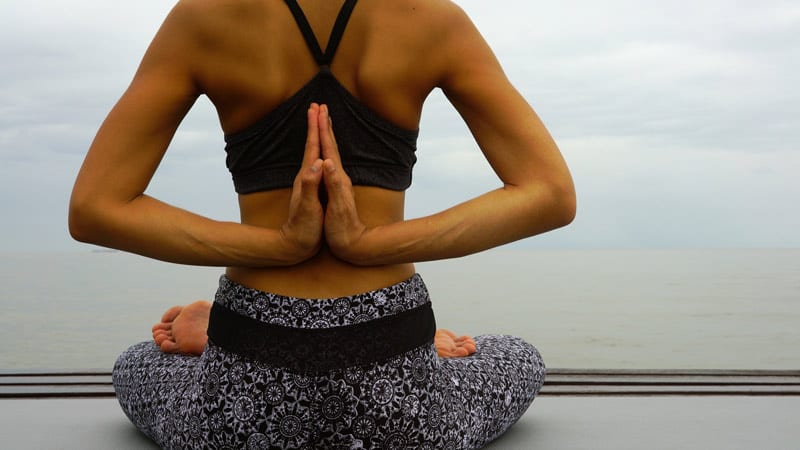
top-left (278, 224), bottom-right (321, 266)
top-left (327, 224), bottom-right (372, 265)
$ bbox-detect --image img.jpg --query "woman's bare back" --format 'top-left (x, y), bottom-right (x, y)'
top-left (197, 0), bottom-right (439, 134)
top-left (169, 0), bottom-right (460, 297)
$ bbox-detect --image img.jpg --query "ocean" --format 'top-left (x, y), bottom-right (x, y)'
top-left (1, 249), bottom-right (798, 371)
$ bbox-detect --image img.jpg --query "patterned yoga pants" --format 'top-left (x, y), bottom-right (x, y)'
top-left (113, 274), bottom-right (545, 449)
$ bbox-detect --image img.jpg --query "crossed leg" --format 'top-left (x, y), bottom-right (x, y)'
top-left (152, 301), bottom-right (477, 358)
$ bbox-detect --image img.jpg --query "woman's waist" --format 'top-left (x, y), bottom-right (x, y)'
top-left (226, 249), bottom-right (415, 299)
top-left (207, 297), bottom-right (435, 374)
top-left (210, 271), bottom-right (434, 373)
top-left (215, 267), bottom-right (430, 328)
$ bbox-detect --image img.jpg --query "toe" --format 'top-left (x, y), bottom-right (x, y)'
top-left (159, 339), bottom-right (180, 353)
top-left (153, 330), bottom-right (171, 345)
top-left (437, 329), bottom-right (457, 338)
top-left (160, 305), bottom-right (184, 323)
top-left (152, 322), bottom-right (172, 333)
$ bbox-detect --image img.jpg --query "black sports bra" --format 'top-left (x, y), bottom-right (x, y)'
top-left (224, 0), bottom-right (419, 194)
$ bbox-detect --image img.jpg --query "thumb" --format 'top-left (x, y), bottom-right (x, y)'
top-left (321, 159), bottom-right (341, 192)
top-left (299, 159), bottom-right (324, 202)
top-left (321, 158), bottom-right (352, 206)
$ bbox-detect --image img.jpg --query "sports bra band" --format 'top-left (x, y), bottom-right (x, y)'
top-left (224, 0), bottom-right (417, 194)
top-left (283, 0), bottom-right (359, 66)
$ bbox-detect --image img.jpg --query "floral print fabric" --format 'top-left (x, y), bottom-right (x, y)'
top-left (113, 274), bottom-right (545, 449)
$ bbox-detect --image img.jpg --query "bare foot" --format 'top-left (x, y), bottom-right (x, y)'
top-left (151, 301), bottom-right (211, 355)
top-left (435, 329), bottom-right (477, 358)
top-left (151, 302), bottom-right (474, 359)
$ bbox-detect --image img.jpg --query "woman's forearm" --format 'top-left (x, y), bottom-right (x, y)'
top-left (315, 100), bottom-right (576, 266)
top-left (340, 181), bottom-right (576, 265)
top-left (71, 101), bottom-right (327, 267)
top-left (68, 193), bottom-right (312, 267)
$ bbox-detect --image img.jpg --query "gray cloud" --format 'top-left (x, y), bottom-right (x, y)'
top-left (1, 0), bottom-right (798, 250)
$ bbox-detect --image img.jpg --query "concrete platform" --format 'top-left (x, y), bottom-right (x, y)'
top-left (1, 370), bottom-right (799, 448)
top-left (1, 396), bottom-right (797, 449)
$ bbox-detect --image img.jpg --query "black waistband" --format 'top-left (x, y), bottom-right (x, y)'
top-left (207, 301), bottom-right (436, 374)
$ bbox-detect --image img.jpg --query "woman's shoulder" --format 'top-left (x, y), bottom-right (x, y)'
top-left (168, 0), bottom-right (264, 17)
top-left (162, 0), bottom-right (475, 39)
top-left (372, 0), bottom-right (474, 28)
top-left (161, 0), bottom-right (278, 39)
top-left (161, 0), bottom-right (258, 27)
top-left (360, 0), bottom-right (482, 60)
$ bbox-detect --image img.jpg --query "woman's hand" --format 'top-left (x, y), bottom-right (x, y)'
top-left (316, 105), bottom-right (370, 262)
top-left (280, 104), bottom-right (326, 263)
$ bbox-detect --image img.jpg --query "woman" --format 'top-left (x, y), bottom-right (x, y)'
top-left (69, 0), bottom-right (575, 448)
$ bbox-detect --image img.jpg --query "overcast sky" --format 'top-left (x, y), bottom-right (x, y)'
top-left (1, 0), bottom-right (798, 252)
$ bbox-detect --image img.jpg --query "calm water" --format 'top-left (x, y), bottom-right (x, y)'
top-left (1, 249), bottom-right (798, 370)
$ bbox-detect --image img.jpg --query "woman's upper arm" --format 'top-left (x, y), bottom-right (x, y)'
top-left (71, 2), bottom-right (202, 215)
top-left (435, 5), bottom-right (573, 198)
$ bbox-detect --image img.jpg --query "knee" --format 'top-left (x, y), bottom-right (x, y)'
top-left (475, 334), bottom-right (546, 394)
top-left (475, 334), bottom-right (544, 364)
top-left (508, 336), bottom-right (545, 391)
top-left (112, 341), bottom-right (158, 390)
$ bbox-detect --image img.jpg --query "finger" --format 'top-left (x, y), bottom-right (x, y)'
top-left (291, 159), bottom-right (324, 216)
top-left (322, 158), bottom-right (350, 200)
top-left (318, 104), bottom-right (342, 165)
top-left (299, 159), bottom-right (324, 199)
top-left (303, 104), bottom-right (321, 167)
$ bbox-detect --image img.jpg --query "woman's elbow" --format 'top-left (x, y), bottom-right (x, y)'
top-left (542, 175), bottom-right (576, 229)
top-left (68, 194), bottom-right (106, 244)
top-left (68, 201), bottom-right (92, 243)
top-left (556, 180), bottom-right (577, 227)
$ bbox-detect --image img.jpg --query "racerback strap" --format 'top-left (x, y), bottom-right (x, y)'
top-left (284, 0), bottom-right (359, 66)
